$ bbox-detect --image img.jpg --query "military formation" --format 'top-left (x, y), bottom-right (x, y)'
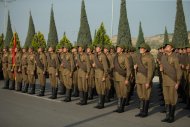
top-left (1, 42), bottom-right (190, 123)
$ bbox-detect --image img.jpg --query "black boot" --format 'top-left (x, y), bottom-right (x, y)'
top-left (184, 98), bottom-right (190, 110)
top-left (118, 98), bottom-right (126, 113)
top-left (94, 95), bottom-right (102, 108)
top-left (167, 105), bottom-right (175, 123)
top-left (3, 80), bottom-right (9, 89)
top-left (49, 88), bottom-right (54, 99)
top-left (9, 80), bottom-right (15, 90)
top-left (88, 87), bottom-right (93, 100)
top-left (83, 92), bottom-right (88, 105)
top-left (29, 84), bottom-right (35, 94)
top-left (22, 83), bottom-right (29, 93)
top-left (135, 100), bottom-right (144, 117)
top-left (125, 94), bottom-right (131, 106)
top-left (105, 89), bottom-right (111, 103)
top-left (97, 95), bottom-right (105, 109)
top-left (59, 85), bottom-right (66, 95)
top-left (77, 91), bottom-right (84, 105)
top-left (161, 104), bottom-right (170, 122)
top-left (72, 85), bottom-right (79, 97)
top-left (38, 86), bottom-right (45, 96)
top-left (50, 87), bottom-right (57, 99)
top-left (141, 100), bottom-right (149, 117)
top-left (113, 98), bottom-right (122, 112)
top-left (64, 89), bottom-right (71, 102)
top-left (16, 82), bottom-right (22, 91)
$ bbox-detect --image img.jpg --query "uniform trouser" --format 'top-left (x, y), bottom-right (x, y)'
top-left (3, 69), bottom-right (9, 80)
top-left (188, 74), bottom-right (190, 96)
top-left (105, 77), bottom-right (111, 90)
top-left (95, 77), bottom-right (106, 95)
top-left (38, 73), bottom-right (46, 86)
top-left (49, 73), bottom-right (57, 87)
top-left (28, 74), bottom-right (35, 85)
top-left (137, 84), bottom-right (151, 100)
top-left (115, 80), bottom-right (129, 98)
top-left (8, 71), bottom-right (14, 81)
top-left (78, 76), bottom-right (88, 92)
top-left (63, 74), bottom-right (72, 89)
top-left (15, 71), bottom-right (22, 83)
top-left (163, 86), bottom-right (178, 105)
top-left (73, 70), bottom-right (78, 87)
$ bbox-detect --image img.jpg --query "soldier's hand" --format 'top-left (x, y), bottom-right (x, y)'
top-left (160, 64), bottom-right (163, 71)
top-left (102, 77), bottom-right (105, 82)
top-left (70, 73), bottom-right (73, 78)
top-left (175, 83), bottom-right (179, 90)
top-left (43, 71), bottom-right (46, 75)
top-left (92, 63), bottom-right (95, 68)
top-left (61, 64), bottom-right (64, 67)
top-left (85, 74), bottom-right (89, 79)
top-left (134, 64), bottom-right (138, 70)
top-left (56, 73), bottom-right (58, 77)
top-left (125, 80), bottom-right (129, 85)
top-left (145, 83), bottom-right (150, 89)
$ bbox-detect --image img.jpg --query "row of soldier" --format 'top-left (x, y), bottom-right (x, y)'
top-left (1, 42), bottom-right (190, 123)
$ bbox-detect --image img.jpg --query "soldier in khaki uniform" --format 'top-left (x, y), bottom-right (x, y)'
top-left (2, 46), bottom-right (9, 89)
top-left (14, 46), bottom-right (22, 91)
top-left (76, 45), bottom-right (90, 105)
top-left (134, 43), bottom-right (155, 117)
top-left (103, 45), bottom-right (114, 102)
top-left (27, 46), bottom-right (36, 94)
top-left (112, 44), bottom-right (132, 113)
top-left (21, 46), bottom-right (29, 93)
top-left (57, 46), bottom-right (66, 95)
top-left (160, 42), bottom-right (182, 123)
top-left (71, 46), bottom-right (79, 97)
top-left (47, 45), bottom-right (59, 99)
top-left (35, 46), bottom-right (47, 96)
top-left (126, 46), bottom-right (136, 106)
top-left (86, 45), bottom-right (95, 100)
top-left (60, 44), bottom-right (74, 102)
top-left (93, 44), bottom-right (108, 109)
top-left (8, 47), bottom-right (15, 90)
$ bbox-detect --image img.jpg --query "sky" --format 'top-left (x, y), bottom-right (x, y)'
top-left (0, 0), bottom-right (190, 46)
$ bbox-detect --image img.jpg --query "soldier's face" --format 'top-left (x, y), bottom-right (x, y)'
top-left (38, 48), bottom-right (42, 52)
top-left (140, 48), bottom-right (146, 54)
top-left (86, 48), bottom-right (91, 53)
top-left (15, 48), bottom-right (17, 52)
top-left (96, 47), bottom-right (101, 53)
top-left (58, 48), bottom-right (63, 53)
top-left (187, 48), bottom-right (190, 53)
top-left (183, 49), bottom-right (187, 53)
top-left (22, 49), bottom-right (26, 53)
top-left (72, 48), bottom-right (77, 54)
top-left (178, 49), bottom-right (183, 53)
top-left (9, 48), bottom-right (12, 52)
top-left (48, 47), bottom-right (53, 52)
top-left (63, 47), bottom-right (68, 53)
top-left (104, 48), bottom-right (108, 54)
top-left (117, 47), bottom-right (123, 53)
top-left (3, 48), bottom-right (6, 52)
top-left (29, 48), bottom-right (33, 53)
top-left (164, 45), bottom-right (173, 53)
top-left (78, 47), bottom-right (83, 52)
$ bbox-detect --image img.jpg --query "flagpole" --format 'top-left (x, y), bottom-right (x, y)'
top-left (110, 0), bottom-right (114, 38)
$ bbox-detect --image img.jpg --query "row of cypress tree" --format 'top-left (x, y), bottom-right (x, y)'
top-left (0, 0), bottom-right (189, 51)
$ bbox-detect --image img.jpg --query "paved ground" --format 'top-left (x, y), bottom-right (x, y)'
top-left (0, 77), bottom-right (190, 127)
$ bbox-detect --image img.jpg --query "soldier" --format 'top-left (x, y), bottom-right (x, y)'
top-left (134, 43), bottom-right (155, 117)
top-left (60, 44), bottom-right (74, 102)
top-left (47, 45), bottom-right (59, 99)
top-left (127, 46), bottom-right (136, 106)
top-left (35, 46), bottom-right (47, 96)
top-left (113, 44), bottom-right (132, 113)
top-left (8, 47), bottom-right (15, 90)
top-left (103, 45), bottom-right (114, 102)
top-left (22, 46), bottom-right (29, 93)
top-left (160, 42), bottom-right (182, 123)
top-left (57, 46), bottom-right (66, 95)
top-left (71, 46), bottom-right (79, 97)
top-left (14, 46), bottom-right (22, 91)
top-left (76, 44), bottom-right (90, 105)
top-left (86, 45), bottom-right (95, 100)
top-left (93, 44), bottom-right (108, 109)
top-left (186, 44), bottom-right (190, 116)
top-left (2, 46), bottom-right (9, 89)
top-left (27, 46), bottom-right (36, 94)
